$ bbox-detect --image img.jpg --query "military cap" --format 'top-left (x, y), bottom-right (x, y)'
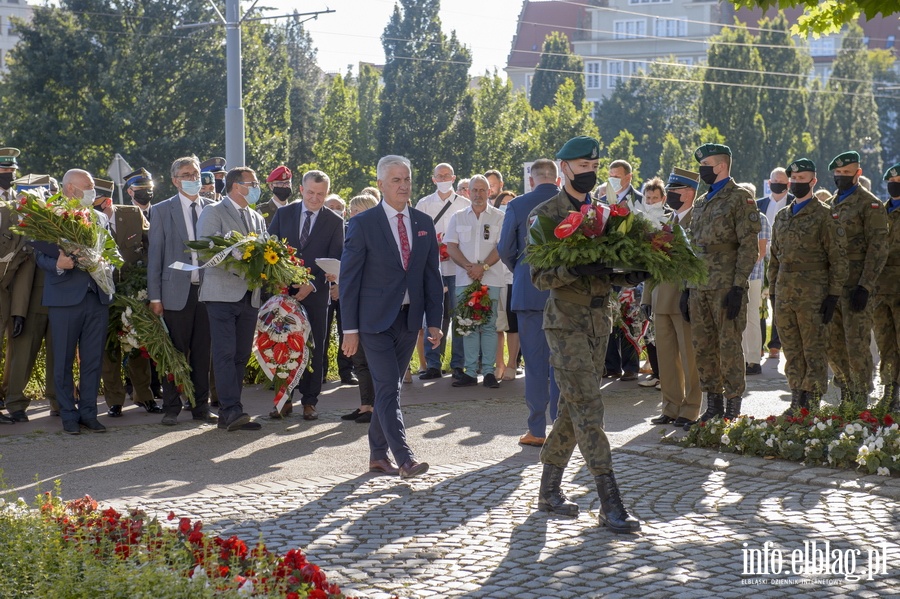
top-left (94, 178), bottom-right (115, 198)
top-left (123, 167), bottom-right (153, 190)
top-left (883, 163), bottom-right (900, 181)
top-left (694, 143), bottom-right (731, 162)
top-left (266, 165), bottom-right (292, 183)
top-left (200, 157), bottom-right (227, 173)
top-left (0, 147), bottom-right (20, 169)
top-left (201, 172), bottom-right (215, 185)
top-left (828, 151), bottom-right (860, 171)
top-left (786, 158), bottom-right (816, 177)
top-left (666, 167), bottom-right (700, 190)
top-left (14, 174), bottom-right (51, 193)
top-left (555, 136), bottom-right (600, 161)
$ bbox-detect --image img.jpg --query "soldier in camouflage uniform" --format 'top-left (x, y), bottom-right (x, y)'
top-left (528, 136), bottom-right (647, 534)
top-left (682, 144), bottom-right (761, 424)
top-left (873, 162), bottom-right (900, 412)
top-left (768, 159), bottom-right (848, 415)
top-left (825, 151), bottom-right (889, 402)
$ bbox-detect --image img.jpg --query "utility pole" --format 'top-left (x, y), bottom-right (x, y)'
top-left (177, 1), bottom-right (335, 169)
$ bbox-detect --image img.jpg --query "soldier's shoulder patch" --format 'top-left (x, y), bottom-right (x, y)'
top-left (836, 226), bottom-right (845, 237)
top-left (832, 213), bottom-right (840, 219)
top-left (749, 212), bottom-right (759, 222)
top-left (746, 197), bottom-right (755, 205)
top-left (872, 202), bottom-right (881, 209)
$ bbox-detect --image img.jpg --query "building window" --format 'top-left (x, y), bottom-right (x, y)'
top-left (654, 17), bottom-right (687, 38)
top-left (613, 20), bottom-right (646, 40)
top-left (586, 61), bottom-right (602, 89)
top-left (808, 36), bottom-right (836, 57)
top-left (677, 57), bottom-right (694, 65)
top-left (888, 35), bottom-right (895, 49)
top-left (525, 73), bottom-right (533, 99)
top-left (608, 61), bottom-right (624, 88)
top-left (630, 61), bottom-right (648, 76)
top-left (590, 101), bottom-right (600, 120)
top-left (629, 0), bottom-right (671, 4)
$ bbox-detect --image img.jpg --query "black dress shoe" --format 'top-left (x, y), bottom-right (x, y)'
top-left (80, 419), bottom-right (107, 433)
top-left (152, 387), bottom-right (163, 399)
top-left (340, 373), bottom-right (360, 385)
top-left (746, 363), bottom-right (762, 375)
top-left (0, 413), bottom-right (15, 425)
top-left (650, 414), bottom-right (675, 425)
top-left (341, 409), bottom-right (362, 421)
top-left (193, 411), bottom-right (219, 424)
top-left (218, 413), bottom-right (252, 431)
top-left (107, 405), bottom-right (123, 418)
top-left (139, 401), bottom-right (163, 414)
top-left (483, 373), bottom-right (500, 388)
top-left (419, 368), bottom-right (442, 380)
top-left (673, 417), bottom-right (692, 427)
top-left (451, 367), bottom-right (464, 380)
top-left (683, 419), bottom-right (699, 431)
top-left (355, 411), bottom-right (372, 423)
top-left (602, 371), bottom-right (622, 379)
top-left (10, 411), bottom-right (28, 423)
top-left (63, 421), bottom-right (81, 435)
top-left (452, 373), bottom-right (478, 387)
top-left (49, 410), bottom-right (60, 417)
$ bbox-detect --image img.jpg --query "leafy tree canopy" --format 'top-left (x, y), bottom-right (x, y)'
top-left (730, 1), bottom-right (898, 36)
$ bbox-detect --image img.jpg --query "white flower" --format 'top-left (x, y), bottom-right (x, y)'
top-left (237, 579), bottom-right (254, 595)
top-left (136, 289), bottom-right (148, 301)
top-left (845, 424), bottom-right (855, 434)
top-left (125, 306), bottom-right (133, 317)
top-left (854, 423), bottom-right (864, 433)
top-left (232, 248), bottom-right (243, 260)
top-left (765, 437), bottom-right (774, 448)
top-left (720, 434), bottom-right (730, 445)
top-left (817, 422), bottom-right (826, 431)
top-left (859, 457), bottom-right (867, 466)
top-left (877, 467), bottom-right (891, 476)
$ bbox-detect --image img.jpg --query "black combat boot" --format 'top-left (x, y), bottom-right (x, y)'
top-left (890, 385), bottom-right (900, 414)
top-left (537, 464), bottom-right (579, 516)
top-left (699, 393), bottom-right (725, 422)
top-left (594, 472), bottom-right (641, 534)
top-left (783, 389), bottom-right (802, 417)
top-left (802, 390), bottom-right (818, 413)
top-left (724, 395), bottom-right (742, 420)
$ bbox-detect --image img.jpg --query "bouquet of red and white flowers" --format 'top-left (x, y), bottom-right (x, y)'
top-left (436, 232), bottom-right (450, 262)
top-left (253, 294), bottom-right (314, 415)
top-left (454, 280), bottom-right (494, 336)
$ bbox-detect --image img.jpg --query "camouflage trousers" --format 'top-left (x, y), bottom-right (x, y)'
top-left (826, 288), bottom-right (874, 393)
top-left (689, 288), bottom-right (747, 398)
top-left (540, 328), bottom-right (612, 476)
top-left (775, 294), bottom-right (829, 393)
top-left (874, 294), bottom-right (900, 385)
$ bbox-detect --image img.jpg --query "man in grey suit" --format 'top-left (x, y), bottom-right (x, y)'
top-left (148, 156), bottom-right (216, 425)
top-left (198, 167), bottom-right (266, 432)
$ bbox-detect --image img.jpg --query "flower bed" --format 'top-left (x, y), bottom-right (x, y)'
top-left (0, 491), bottom-right (359, 598)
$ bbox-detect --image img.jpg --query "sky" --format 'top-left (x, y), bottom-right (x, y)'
top-left (263, 0), bottom-right (526, 76)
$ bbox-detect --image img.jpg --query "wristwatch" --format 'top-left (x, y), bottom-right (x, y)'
top-left (480, 261), bottom-right (491, 271)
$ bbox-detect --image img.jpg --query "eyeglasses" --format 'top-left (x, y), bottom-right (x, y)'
top-left (237, 181), bottom-right (260, 188)
top-left (175, 174), bottom-right (200, 181)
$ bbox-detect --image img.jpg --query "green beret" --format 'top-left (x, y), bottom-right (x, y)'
top-left (828, 151), bottom-right (860, 171)
top-left (556, 136), bottom-right (600, 161)
top-left (693, 143), bottom-right (731, 162)
top-left (786, 158), bottom-right (815, 177)
top-left (883, 163), bottom-right (900, 181)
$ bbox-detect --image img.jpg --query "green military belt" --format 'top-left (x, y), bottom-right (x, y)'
top-left (782, 261), bottom-right (827, 273)
top-left (550, 288), bottom-right (608, 308)
top-left (846, 253), bottom-right (866, 261)
top-left (698, 243), bottom-right (739, 252)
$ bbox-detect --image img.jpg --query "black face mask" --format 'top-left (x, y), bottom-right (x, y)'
top-left (699, 165), bottom-right (718, 185)
top-left (132, 189), bottom-right (153, 205)
top-left (94, 203), bottom-right (106, 213)
top-left (0, 172), bottom-right (13, 189)
top-left (789, 182), bottom-right (812, 199)
top-left (888, 182), bottom-right (900, 199)
top-left (834, 175), bottom-right (855, 192)
top-left (214, 178), bottom-right (225, 195)
top-left (769, 182), bottom-right (788, 194)
top-left (272, 187), bottom-right (292, 202)
top-left (565, 163), bottom-right (597, 194)
top-left (665, 190), bottom-right (684, 211)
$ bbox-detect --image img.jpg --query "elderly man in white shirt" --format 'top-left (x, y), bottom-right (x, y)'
top-left (415, 162), bottom-right (470, 380)
top-left (445, 174), bottom-right (505, 389)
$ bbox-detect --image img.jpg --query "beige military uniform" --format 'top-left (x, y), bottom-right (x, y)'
top-left (826, 186), bottom-right (889, 392)
top-left (768, 198), bottom-right (848, 394)
top-left (687, 179), bottom-right (761, 398)
top-left (257, 198), bottom-right (283, 227)
top-left (873, 204), bottom-right (900, 387)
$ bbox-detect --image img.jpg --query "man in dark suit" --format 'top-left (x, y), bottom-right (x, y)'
top-left (197, 166), bottom-right (267, 432)
top-left (340, 155), bottom-right (444, 479)
top-left (34, 169), bottom-right (112, 434)
top-left (147, 156), bottom-right (216, 425)
top-left (268, 170), bottom-right (344, 420)
top-left (497, 158), bottom-right (561, 447)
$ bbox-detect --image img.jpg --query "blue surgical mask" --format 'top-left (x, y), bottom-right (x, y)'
top-left (245, 185), bottom-right (261, 205)
top-left (498, 204), bottom-right (508, 214)
top-left (181, 179), bottom-right (202, 196)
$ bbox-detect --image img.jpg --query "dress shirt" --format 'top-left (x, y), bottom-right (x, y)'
top-left (416, 191), bottom-right (470, 276)
top-left (180, 193), bottom-right (203, 283)
top-left (764, 194), bottom-right (788, 225)
top-left (706, 178), bottom-right (730, 201)
top-left (382, 200), bottom-right (412, 306)
top-left (444, 205), bottom-right (506, 287)
top-left (298, 203), bottom-right (321, 240)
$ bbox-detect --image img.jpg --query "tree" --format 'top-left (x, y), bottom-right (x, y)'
top-left (352, 62), bottom-right (382, 181)
top-left (438, 91), bottom-right (476, 183)
top-left (756, 13), bottom-right (814, 168)
top-left (471, 71), bottom-right (533, 191)
top-left (531, 79), bottom-right (599, 165)
top-left (658, 133), bottom-right (688, 178)
top-left (243, 21), bottom-right (292, 170)
top-left (700, 22), bottom-right (767, 183)
top-left (378, 0), bottom-right (472, 196)
top-left (313, 73), bottom-right (366, 198)
top-left (599, 130), bottom-right (641, 186)
top-left (528, 31), bottom-right (584, 112)
top-left (284, 16), bottom-right (326, 168)
top-left (869, 49), bottom-right (900, 185)
top-left (817, 23), bottom-right (882, 180)
top-left (729, 1), bottom-right (898, 36)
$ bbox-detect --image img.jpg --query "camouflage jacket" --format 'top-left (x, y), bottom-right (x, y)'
top-left (827, 186), bottom-right (888, 290)
top-left (768, 198), bottom-right (848, 299)
top-left (528, 189), bottom-right (633, 336)
top-left (686, 179), bottom-right (761, 291)
top-left (876, 205), bottom-right (900, 295)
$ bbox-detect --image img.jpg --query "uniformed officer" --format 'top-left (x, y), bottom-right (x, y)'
top-left (200, 157), bottom-right (227, 198)
top-left (768, 159), bottom-right (848, 414)
top-left (200, 172), bottom-right (217, 201)
top-left (873, 162), bottom-right (900, 412)
top-left (0, 149), bottom-right (26, 421)
top-left (92, 178), bottom-right (161, 417)
top-left (258, 165), bottom-right (293, 226)
top-left (123, 168), bottom-right (154, 221)
top-left (825, 151), bottom-right (889, 404)
top-left (528, 136), bottom-right (647, 534)
top-left (0, 148), bottom-right (19, 202)
top-left (682, 144), bottom-right (761, 422)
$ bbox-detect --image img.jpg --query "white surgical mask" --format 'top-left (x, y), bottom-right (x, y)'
top-left (181, 179), bottom-right (202, 196)
top-left (607, 177), bottom-right (622, 194)
top-left (436, 180), bottom-right (453, 194)
top-left (78, 187), bottom-right (96, 207)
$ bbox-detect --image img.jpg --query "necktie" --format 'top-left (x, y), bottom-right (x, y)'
top-left (397, 213), bottom-right (410, 270)
top-left (240, 208), bottom-right (250, 233)
top-left (190, 202), bottom-right (198, 239)
top-left (299, 210), bottom-right (312, 247)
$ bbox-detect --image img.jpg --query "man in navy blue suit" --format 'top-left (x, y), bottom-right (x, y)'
top-left (498, 158), bottom-right (561, 447)
top-left (34, 169), bottom-right (113, 435)
top-left (340, 155), bottom-right (444, 479)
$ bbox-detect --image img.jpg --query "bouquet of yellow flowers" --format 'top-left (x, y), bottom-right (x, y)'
top-left (11, 191), bottom-right (123, 294)
top-left (186, 231), bottom-right (311, 294)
